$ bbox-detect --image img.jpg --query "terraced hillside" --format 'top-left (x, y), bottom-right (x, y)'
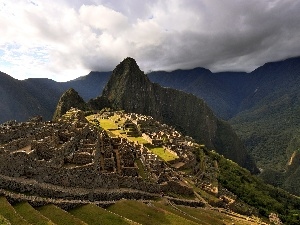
top-left (0, 196), bottom-right (267, 225)
top-left (1, 109), bottom-right (300, 224)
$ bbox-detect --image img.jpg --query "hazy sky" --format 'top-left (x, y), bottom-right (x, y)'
top-left (1, 0), bottom-right (300, 81)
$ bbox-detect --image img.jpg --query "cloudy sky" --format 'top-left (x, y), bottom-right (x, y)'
top-left (0, 0), bottom-right (300, 81)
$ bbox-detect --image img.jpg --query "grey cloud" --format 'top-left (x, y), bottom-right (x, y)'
top-left (129, 0), bottom-right (300, 73)
top-left (2, 0), bottom-right (300, 81)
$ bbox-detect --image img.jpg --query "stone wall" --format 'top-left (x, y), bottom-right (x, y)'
top-left (0, 174), bottom-right (160, 202)
top-left (160, 181), bottom-right (194, 196)
top-left (72, 152), bottom-right (93, 164)
top-left (0, 151), bottom-right (28, 177)
top-left (122, 167), bottom-right (139, 177)
top-left (1, 137), bottom-right (31, 152)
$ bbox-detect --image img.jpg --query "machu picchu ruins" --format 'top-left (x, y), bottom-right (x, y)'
top-left (0, 108), bottom-right (288, 224)
top-left (0, 108), bottom-right (209, 207)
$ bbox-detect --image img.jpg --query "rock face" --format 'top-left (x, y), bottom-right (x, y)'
top-left (90, 57), bottom-right (258, 173)
top-left (53, 88), bottom-right (88, 121)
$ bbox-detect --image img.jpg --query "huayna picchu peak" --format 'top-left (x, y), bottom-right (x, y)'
top-left (98, 57), bottom-right (157, 115)
top-left (88, 57), bottom-right (259, 174)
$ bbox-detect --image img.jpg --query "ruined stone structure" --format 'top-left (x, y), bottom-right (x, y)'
top-left (0, 109), bottom-right (194, 202)
top-left (103, 111), bottom-right (197, 167)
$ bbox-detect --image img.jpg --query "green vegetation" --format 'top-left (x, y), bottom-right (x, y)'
top-left (99, 119), bottom-right (118, 130)
top-left (135, 159), bottom-right (149, 180)
top-left (145, 144), bottom-right (178, 162)
top-left (127, 136), bottom-right (148, 144)
top-left (90, 117), bottom-right (178, 162)
top-left (0, 197), bottom-right (269, 225)
top-left (152, 200), bottom-right (203, 224)
top-left (0, 196), bottom-right (30, 225)
top-left (14, 202), bottom-right (55, 225)
top-left (107, 199), bottom-right (198, 225)
top-left (176, 205), bottom-right (258, 225)
top-left (69, 204), bottom-right (131, 225)
top-left (208, 150), bottom-right (300, 224)
top-left (37, 204), bottom-right (86, 225)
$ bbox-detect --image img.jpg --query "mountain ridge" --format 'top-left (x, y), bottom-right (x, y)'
top-left (87, 57), bottom-right (258, 173)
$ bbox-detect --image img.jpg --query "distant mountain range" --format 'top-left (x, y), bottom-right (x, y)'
top-left (1, 56), bottom-right (300, 195)
top-left (0, 71), bottom-right (111, 123)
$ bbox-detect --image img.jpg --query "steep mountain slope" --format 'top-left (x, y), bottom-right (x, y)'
top-left (0, 71), bottom-right (110, 123)
top-left (89, 57), bottom-right (258, 173)
top-left (148, 69), bottom-right (250, 119)
top-left (0, 72), bottom-right (49, 122)
top-left (229, 57), bottom-right (300, 195)
top-left (22, 78), bottom-right (67, 120)
top-left (64, 71), bottom-right (111, 101)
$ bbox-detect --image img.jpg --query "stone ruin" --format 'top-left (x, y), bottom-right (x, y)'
top-left (0, 109), bottom-right (194, 203)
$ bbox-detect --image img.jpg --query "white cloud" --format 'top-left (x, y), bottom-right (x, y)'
top-left (79, 5), bottom-right (129, 34)
top-left (0, 0), bottom-right (300, 81)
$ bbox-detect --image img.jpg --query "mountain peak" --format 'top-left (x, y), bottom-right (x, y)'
top-left (101, 57), bottom-right (151, 104)
top-left (53, 88), bottom-right (88, 121)
top-left (112, 57), bottom-right (145, 79)
top-left (120, 57), bottom-right (139, 68)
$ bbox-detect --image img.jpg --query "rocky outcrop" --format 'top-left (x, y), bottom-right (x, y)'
top-left (89, 57), bottom-right (258, 173)
top-left (53, 88), bottom-right (88, 121)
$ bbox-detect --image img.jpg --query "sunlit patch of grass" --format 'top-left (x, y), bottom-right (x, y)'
top-left (99, 119), bottom-right (119, 130)
top-left (146, 145), bottom-right (178, 162)
top-left (127, 136), bottom-right (148, 144)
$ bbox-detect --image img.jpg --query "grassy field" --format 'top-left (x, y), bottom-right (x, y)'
top-left (0, 196), bottom-right (31, 225)
top-left (135, 159), bottom-right (149, 180)
top-left (107, 199), bottom-right (199, 225)
top-left (176, 205), bottom-right (257, 225)
top-left (145, 144), bottom-right (178, 161)
top-left (152, 200), bottom-right (205, 224)
top-left (37, 204), bottom-right (87, 225)
top-left (69, 204), bottom-right (132, 225)
top-left (14, 202), bottom-right (55, 225)
top-left (127, 136), bottom-right (148, 144)
top-left (0, 196), bottom-right (263, 225)
top-left (90, 117), bottom-right (178, 162)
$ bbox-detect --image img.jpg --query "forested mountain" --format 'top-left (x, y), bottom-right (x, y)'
top-left (0, 72), bottom-right (49, 122)
top-left (0, 71), bottom-right (110, 123)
